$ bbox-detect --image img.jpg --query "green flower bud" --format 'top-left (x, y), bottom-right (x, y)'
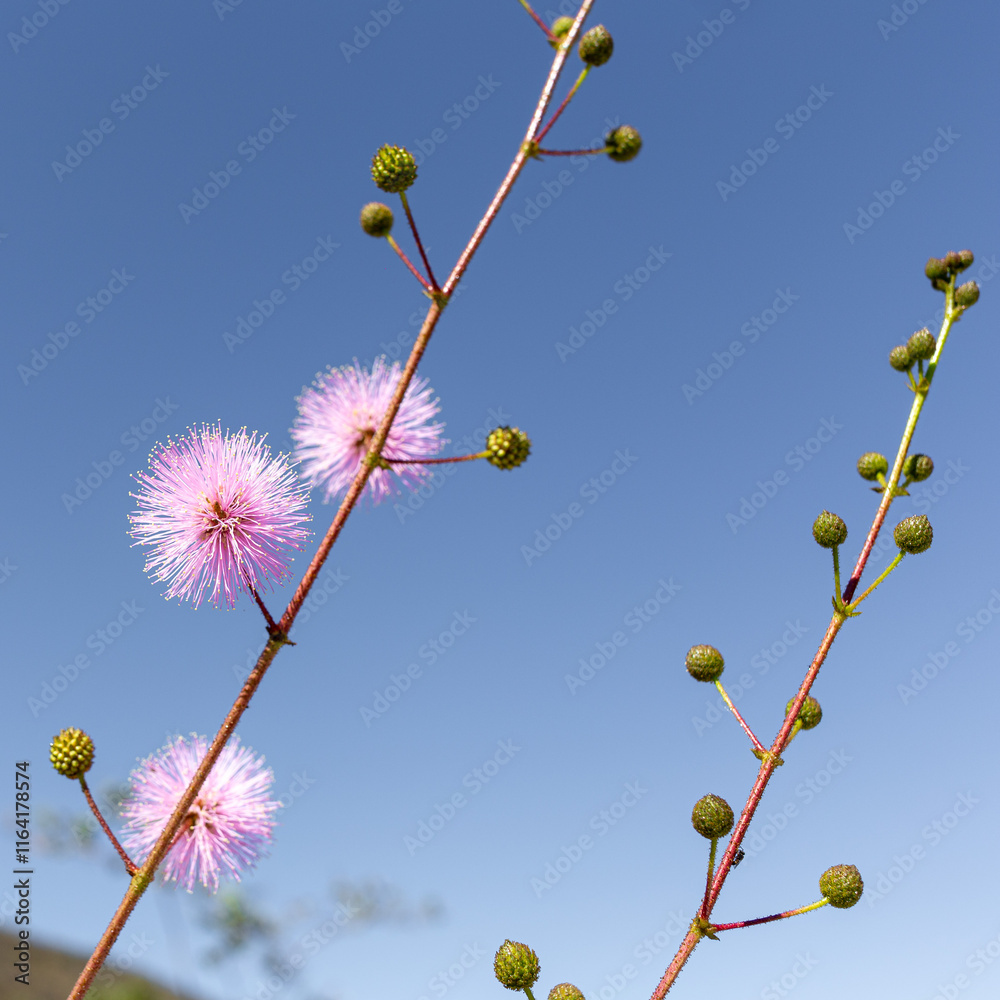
top-left (894, 514), bottom-right (933, 554)
top-left (888, 345), bottom-right (912, 371)
top-left (685, 644), bottom-right (724, 682)
top-left (924, 257), bottom-right (949, 281)
top-left (943, 251), bottom-right (963, 272)
top-left (579, 25), bottom-right (613, 66)
top-left (812, 511), bottom-right (847, 549)
top-left (549, 985), bottom-right (585, 1000)
top-left (494, 940), bottom-right (540, 991)
top-left (605, 125), bottom-right (642, 162)
top-left (691, 794), bottom-right (734, 840)
top-left (486, 427), bottom-right (531, 469)
top-left (371, 145), bottom-right (417, 194)
top-left (956, 249), bottom-right (975, 271)
top-left (906, 328), bottom-right (935, 361)
top-left (955, 281), bottom-right (980, 307)
top-left (856, 452), bottom-right (888, 481)
top-left (786, 695), bottom-right (822, 730)
top-left (819, 864), bottom-right (864, 908)
top-left (359, 202), bottom-right (394, 237)
top-left (551, 17), bottom-right (575, 40)
top-left (903, 453), bottom-right (933, 482)
top-left (50, 727), bottom-right (95, 779)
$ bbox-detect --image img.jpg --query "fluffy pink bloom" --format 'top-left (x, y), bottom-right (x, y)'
top-left (120, 735), bottom-right (280, 893)
top-left (129, 425), bottom-right (311, 608)
top-left (291, 357), bottom-right (446, 503)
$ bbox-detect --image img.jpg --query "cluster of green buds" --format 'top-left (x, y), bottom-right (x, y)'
top-left (50, 727), bottom-right (95, 779)
top-left (370, 144), bottom-right (417, 194)
top-left (925, 249), bottom-right (977, 302)
top-left (494, 940), bottom-right (585, 1000)
top-left (856, 450), bottom-right (934, 495)
top-left (486, 426), bottom-right (532, 470)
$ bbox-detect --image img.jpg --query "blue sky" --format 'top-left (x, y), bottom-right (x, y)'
top-left (4, 1), bottom-right (1000, 999)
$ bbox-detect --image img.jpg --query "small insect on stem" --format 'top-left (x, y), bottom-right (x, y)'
top-left (732, 848), bottom-right (745, 868)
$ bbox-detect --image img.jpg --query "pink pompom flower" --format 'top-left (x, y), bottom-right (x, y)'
top-left (291, 357), bottom-right (446, 504)
top-left (120, 734), bottom-right (280, 893)
top-left (129, 424), bottom-right (311, 608)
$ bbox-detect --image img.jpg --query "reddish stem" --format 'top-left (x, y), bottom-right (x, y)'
top-left (80, 777), bottom-right (136, 876)
top-left (68, 9), bottom-right (594, 998)
top-left (399, 192), bottom-right (440, 292)
top-left (387, 235), bottom-right (433, 291)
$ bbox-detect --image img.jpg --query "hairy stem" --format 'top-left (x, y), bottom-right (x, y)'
top-left (650, 277), bottom-right (964, 998)
top-left (68, 7), bottom-right (593, 998)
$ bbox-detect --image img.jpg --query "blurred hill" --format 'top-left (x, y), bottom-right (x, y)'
top-left (0, 933), bottom-right (201, 1000)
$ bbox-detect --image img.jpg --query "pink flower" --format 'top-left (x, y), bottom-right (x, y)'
top-left (120, 735), bottom-right (280, 893)
top-left (291, 357), bottom-right (446, 504)
top-left (129, 425), bottom-right (311, 608)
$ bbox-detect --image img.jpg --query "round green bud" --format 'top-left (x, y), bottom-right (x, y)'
top-left (956, 249), bottom-right (975, 271)
top-left (605, 125), bottom-right (642, 162)
top-left (906, 328), bottom-right (935, 361)
top-left (786, 695), bottom-right (822, 730)
top-left (371, 145), bottom-right (417, 194)
top-left (494, 941), bottom-right (540, 991)
top-left (50, 727), bottom-right (95, 779)
top-left (894, 514), bottom-right (933, 554)
top-left (856, 452), bottom-right (888, 481)
top-left (955, 281), bottom-right (980, 307)
top-left (943, 251), bottom-right (964, 271)
top-left (685, 644), bottom-right (724, 682)
top-left (551, 17), bottom-right (575, 40)
top-left (888, 345), bottom-right (911, 371)
top-left (903, 453), bottom-right (934, 482)
top-left (579, 25), bottom-right (613, 66)
top-left (812, 511), bottom-right (847, 549)
top-left (359, 202), bottom-right (394, 237)
top-left (819, 864), bottom-right (864, 908)
top-left (924, 257), bottom-right (949, 281)
top-left (691, 794), bottom-right (734, 840)
top-left (549, 985), bottom-right (585, 1000)
top-left (486, 426), bottom-right (531, 470)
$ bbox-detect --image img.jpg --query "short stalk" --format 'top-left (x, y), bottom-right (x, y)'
top-left (79, 776), bottom-right (136, 876)
top-left (714, 679), bottom-right (765, 754)
top-left (386, 235), bottom-right (433, 291)
top-left (399, 191), bottom-right (440, 292)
